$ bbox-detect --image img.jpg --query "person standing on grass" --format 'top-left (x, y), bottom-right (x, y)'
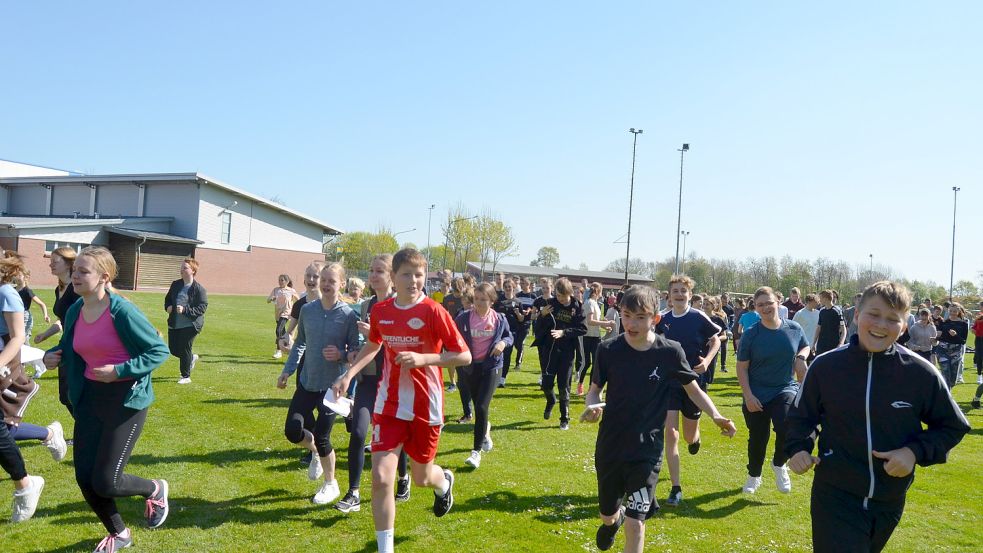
top-left (456, 283), bottom-right (512, 469)
top-left (786, 281), bottom-right (970, 553)
top-left (493, 278), bottom-right (526, 387)
top-left (813, 290), bottom-right (845, 355)
top-left (513, 278), bottom-right (537, 370)
top-left (735, 287), bottom-right (809, 495)
top-left (936, 303), bottom-right (968, 389)
top-left (577, 283), bottom-right (613, 396)
top-left (792, 294), bottom-right (821, 362)
top-left (333, 248), bottom-right (471, 553)
top-left (535, 277), bottom-right (587, 431)
top-left (704, 296), bottom-right (729, 381)
top-left (277, 263), bottom-right (359, 507)
top-left (782, 287), bottom-right (805, 320)
top-left (583, 285), bottom-right (736, 553)
top-left (267, 274), bottom-right (299, 360)
top-left (336, 254), bottom-right (410, 515)
top-left (41, 247), bottom-right (171, 552)
top-left (164, 258), bottom-right (208, 385)
top-left (906, 308), bottom-right (936, 362)
top-left (33, 246), bottom-right (80, 418)
top-left (655, 275), bottom-right (720, 508)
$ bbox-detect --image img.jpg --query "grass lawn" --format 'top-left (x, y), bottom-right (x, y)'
top-left (5, 290), bottom-right (982, 552)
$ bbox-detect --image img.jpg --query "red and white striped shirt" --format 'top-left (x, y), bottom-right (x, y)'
top-left (369, 295), bottom-right (468, 425)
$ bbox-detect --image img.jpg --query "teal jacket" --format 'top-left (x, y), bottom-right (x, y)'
top-left (52, 292), bottom-right (169, 411)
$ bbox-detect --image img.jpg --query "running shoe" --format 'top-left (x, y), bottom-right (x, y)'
top-left (465, 450), bottom-right (481, 468)
top-left (456, 415), bottom-right (472, 424)
top-left (432, 470), bottom-right (454, 517)
top-left (395, 476), bottom-right (411, 502)
top-left (10, 475), bottom-right (44, 523)
top-left (481, 425), bottom-right (493, 452)
top-left (273, 350), bottom-right (283, 359)
top-left (772, 464), bottom-right (792, 494)
top-left (544, 401), bottom-right (555, 420)
top-left (191, 354), bottom-right (199, 371)
top-left (666, 487), bottom-right (682, 507)
top-left (977, 375), bottom-right (983, 385)
top-left (177, 378), bottom-right (192, 385)
top-left (973, 397), bottom-right (981, 409)
top-left (44, 421), bottom-right (68, 461)
top-left (742, 475), bottom-right (763, 494)
top-left (595, 507), bottom-right (625, 551)
top-left (335, 489), bottom-right (361, 513)
top-left (447, 383), bottom-right (457, 392)
top-left (94, 528), bottom-right (133, 552)
top-left (313, 480), bottom-right (340, 505)
top-left (497, 377), bottom-right (505, 388)
top-left (145, 479), bottom-right (169, 528)
top-left (688, 440), bottom-right (701, 455)
top-left (308, 452), bottom-right (323, 480)
top-left (956, 376), bottom-right (964, 384)
top-left (559, 421), bottom-right (570, 431)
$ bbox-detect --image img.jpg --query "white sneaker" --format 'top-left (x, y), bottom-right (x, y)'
top-left (43, 421), bottom-right (67, 462)
top-left (273, 350), bottom-right (283, 359)
top-left (742, 475), bottom-right (762, 494)
top-left (177, 378), bottom-right (192, 385)
top-left (772, 464), bottom-right (792, 494)
top-left (312, 479), bottom-right (340, 505)
top-left (191, 354), bottom-right (199, 371)
top-left (977, 375), bottom-right (982, 385)
top-left (482, 423), bottom-right (493, 452)
top-left (308, 452), bottom-right (323, 480)
top-left (11, 475), bottom-right (44, 522)
top-left (956, 376), bottom-right (964, 384)
top-left (465, 450), bottom-right (481, 468)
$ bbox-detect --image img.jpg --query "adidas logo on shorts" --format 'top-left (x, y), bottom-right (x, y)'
top-left (625, 488), bottom-right (651, 513)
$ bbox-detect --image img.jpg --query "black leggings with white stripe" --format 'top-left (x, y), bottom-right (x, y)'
top-left (74, 379), bottom-right (156, 535)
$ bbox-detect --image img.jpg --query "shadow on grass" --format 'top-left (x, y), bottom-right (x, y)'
top-left (440, 419), bottom-right (539, 434)
top-left (351, 536), bottom-right (412, 552)
top-left (452, 490), bottom-right (598, 522)
top-left (657, 488), bottom-right (774, 519)
top-left (125, 447), bottom-right (293, 468)
top-left (201, 397), bottom-right (292, 409)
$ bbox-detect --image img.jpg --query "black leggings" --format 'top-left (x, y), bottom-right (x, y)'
top-left (577, 336), bottom-right (600, 385)
top-left (542, 348), bottom-right (575, 424)
top-left (284, 382), bottom-right (336, 458)
top-left (720, 339), bottom-right (728, 368)
top-left (459, 364), bottom-right (499, 451)
top-left (58, 364), bottom-right (74, 417)
top-left (74, 380), bottom-right (156, 535)
top-left (975, 336), bottom-right (983, 374)
top-left (0, 421), bottom-right (27, 481)
top-left (742, 391), bottom-right (795, 477)
top-left (456, 367), bottom-right (474, 418)
top-left (275, 317), bottom-right (289, 347)
top-left (167, 326), bottom-right (199, 378)
top-left (348, 374), bottom-right (407, 491)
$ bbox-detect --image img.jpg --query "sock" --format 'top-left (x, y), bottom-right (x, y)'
top-left (434, 474), bottom-right (450, 497)
top-left (376, 529), bottom-right (394, 553)
top-left (350, 488), bottom-right (359, 497)
top-left (117, 527), bottom-right (131, 539)
top-left (670, 485), bottom-right (681, 493)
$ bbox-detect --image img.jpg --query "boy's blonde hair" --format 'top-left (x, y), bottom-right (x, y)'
top-left (858, 281), bottom-right (912, 315)
top-left (554, 277), bottom-right (573, 296)
top-left (668, 274), bottom-right (695, 291)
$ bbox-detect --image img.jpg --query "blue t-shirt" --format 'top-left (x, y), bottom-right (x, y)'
top-left (736, 319), bottom-right (808, 403)
top-left (656, 308), bottom-right (721, 384)
top-left (739, 311), bottom-right (761, 331)
top-left (0, 284), bottom-right (25, 336)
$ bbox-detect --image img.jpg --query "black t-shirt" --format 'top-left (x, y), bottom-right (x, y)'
top-left (290, 294), bottom-right (310, 320)
top-left (494, 297), bottom-right (525, 332)
top-left (53, 283), bottom-right (80, 323)
top-left (722, 304), bottom-right (735, 327)
top-left (442, 294), bottom-right (463, 318)
top-left (655, 308), bottom-right (720, 383)
top-left (515, 291), bottom-right (536, 329)
top-left (18, 287), bottom-right (36, 313)
top-left (593, 334), bottom-right (698, 463)
top-left (816, 306), bottom-right (844, 352)
top-left (710, 315), bottom-right (728, 341)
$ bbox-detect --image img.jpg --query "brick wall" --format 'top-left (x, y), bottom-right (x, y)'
top-left (192, 246), bottom-right (326, 295)
top-left (17, 238), bottom-right (59, 288)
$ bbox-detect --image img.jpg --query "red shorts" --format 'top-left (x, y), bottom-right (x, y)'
top-left (371, 413), bottom-right (442, 464)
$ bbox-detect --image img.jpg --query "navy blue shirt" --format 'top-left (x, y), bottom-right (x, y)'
top-left (736, 319), bottom-right (808, 403)
top-left (656, 308), bottom-right (721, 386)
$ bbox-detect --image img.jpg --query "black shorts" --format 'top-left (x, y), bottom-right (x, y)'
top-left (666, 387), bottom-right (702, 420)
top-left (596, 457), bottom-right (659, 521)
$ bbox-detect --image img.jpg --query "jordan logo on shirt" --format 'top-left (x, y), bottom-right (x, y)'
top-left (648, 367), bottom-right (661, 381)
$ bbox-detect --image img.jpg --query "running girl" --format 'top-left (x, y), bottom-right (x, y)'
top-left (33, 246), bottom-right (80, 417)
top-left (277, 263), bottom-right (359, 506)
top-left (42, 247), bottom-right (171, 551)
top-left (267, 274), bottom-right (299, 359)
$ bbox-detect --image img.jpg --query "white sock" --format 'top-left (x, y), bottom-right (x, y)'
top-left (376, 529), bottom-right (394, 553)
top-left (434, 474), bottom-right (450, 497)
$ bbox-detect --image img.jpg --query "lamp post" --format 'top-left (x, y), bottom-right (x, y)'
top-left (869, 254), bottom-right (873, 279)
top-left (393, 228), bottom-right (416, 242)
top-left (673, 143), bottom-right (690, 275)
top-left (625, 128), bottom-right (643, 285)
top-left (949, 186), bottom-right (960, 301)
top-left (680, 231), bottom-right (690, 273)
top-left (441, 215), bottom-right (478, 274)
top-left (426, 204), bottom-right (436, 268)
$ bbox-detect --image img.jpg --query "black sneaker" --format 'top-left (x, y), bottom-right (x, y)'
top-left (666, 486), bottom-right (682, 507)
top-left (432, 470), bottom-right (454, 517)
top-left (145, 479), bottom-right (169, 528)
top-left (595, 509), bottom-right (625, 551)
top-left (688, 440), bottom-right (701, 455)
top-left (395, 477), bottom-right (411, 502)
top-left (335, 489), bottom-right (361, 513)
top-left (972, 397), bottom-right (981, 409)
top-left (559, 421), bottom-right (570, 431)
top-left (544, 402), bottom-right (555, 420)
top-left (301, 450), bottom-right (314, 466)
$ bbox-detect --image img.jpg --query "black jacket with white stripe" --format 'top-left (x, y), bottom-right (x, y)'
top-left (785, 335), bottom-right (970, 503)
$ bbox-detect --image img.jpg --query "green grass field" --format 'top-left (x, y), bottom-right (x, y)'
top-left (5, 290), bottom-right (981, 552)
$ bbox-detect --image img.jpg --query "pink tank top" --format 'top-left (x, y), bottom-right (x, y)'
top-left (74, 307), bottom-right (133, 382)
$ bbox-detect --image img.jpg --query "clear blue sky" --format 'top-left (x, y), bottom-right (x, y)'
top-left (2, 2), bottom-right (980, 287)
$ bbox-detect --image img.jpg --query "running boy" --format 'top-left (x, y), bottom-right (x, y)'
top-left (786, 281), bottom-right (970, 553)
top-left (583, 285), bottom-right (736, 552)
top-left (655, 275), bottom-right (721, 507)
top-left (333, 248), bottom-right (471, 553)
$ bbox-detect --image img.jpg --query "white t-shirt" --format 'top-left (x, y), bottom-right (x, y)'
top-left (584, 298), bottom-right (602, 338)
top-left (603, 308), bottom-right (621, 341)
top-left (792, 308), bottom-right (820, 345)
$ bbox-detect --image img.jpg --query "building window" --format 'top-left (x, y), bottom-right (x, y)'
top-left (45, 241), bottom-right (88, 254)
top-left (220, 211), bottom-right (232, 244)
